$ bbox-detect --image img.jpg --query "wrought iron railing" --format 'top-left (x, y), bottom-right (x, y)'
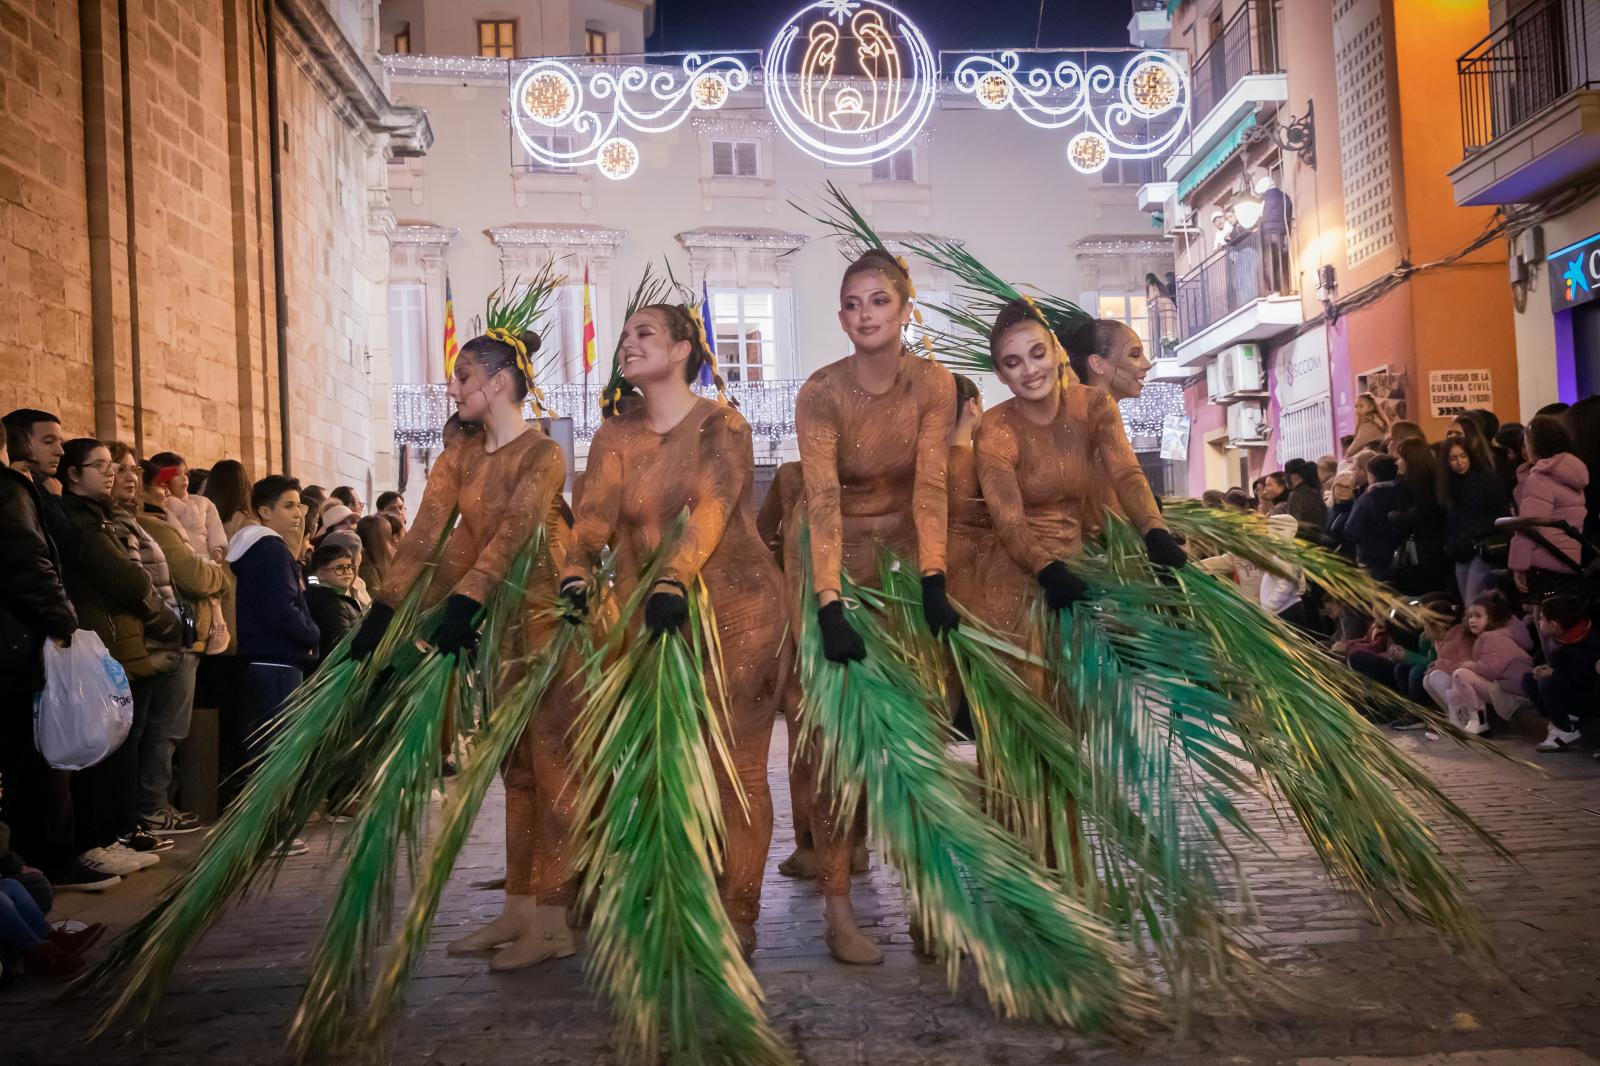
top-left (392, 380), bottom-right (803, 451)
top-left (1148, 294), bottom-right (1181, 359)
top-left (1190, 0), bottom-right (1281, 123)
top-left (1458, 0), bottom-right (1598, 151)
top-left (1175, 227), bottom-right (1295, 341)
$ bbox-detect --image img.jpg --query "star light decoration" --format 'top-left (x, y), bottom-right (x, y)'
top-left (951, 49), bottom-right (1190, 175)
top-left (510, 52), bottom-right (751, 179)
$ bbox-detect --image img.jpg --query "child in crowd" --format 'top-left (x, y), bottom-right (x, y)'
top-left (1425, 590), bottom-right (1533, 735)
top-left (1389, 601), bottom-right (1469, 731)
top-left (1521, 595), bottom-right (1600, 752)
top-left (304, 543), bottom-right (363, 665)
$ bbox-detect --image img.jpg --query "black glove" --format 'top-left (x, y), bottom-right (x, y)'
top-left (559, 580), bottom-right (588, 625)
top-left (349, 602), bottom-right (395, 660)
top-left (430, 594), bottom-right (482, 656)
top-left (817, 601), bottom-right (866, 664)
top-left (644, 589), bottom-right (688, 637)
top-left (1036, 560), bottom-right (1091, 613)
top-left (1144, 527), bottom-right (1189, 570)
top-left (921, 572), bottom-right (960, 636)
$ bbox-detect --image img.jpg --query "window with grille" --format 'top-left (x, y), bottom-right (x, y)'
top-left (1096, 292), bottom-right (1152, 347)
top-left (1278, 399), bottom-right (1333, 464)
top-left (585, 28), bottom-right (607, 57)
top-left (710, 139), bottom-right (760, 178)
top-left (477, 20), bottom-right (516, 58)
top-left (711, 290), bottom-right (780, 383)
top-left (519, 132), bottom-right (575, 172)
top-left (869, 149), bottom-right (916, 183)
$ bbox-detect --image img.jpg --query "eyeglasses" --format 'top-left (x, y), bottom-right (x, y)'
top-left (325, 564), bottom-right (357, 575)
top-left (81, 460), bottom-right (116, 473)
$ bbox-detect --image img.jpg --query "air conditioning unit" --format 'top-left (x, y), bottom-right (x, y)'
top-left (1227, 399), bottom-right (1268, 446)
top-left (1205, 358), bottom-right (1224, 404)
top-left (1216, 343), bottom-right (1265, 400)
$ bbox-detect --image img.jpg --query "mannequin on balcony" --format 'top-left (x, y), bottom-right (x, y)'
top-left (558, 302), bottom-right (786, 958)
top-left (1256, 174), bottom-right (1293, 295)
top-left (794, 247), bottom-right (957, 965)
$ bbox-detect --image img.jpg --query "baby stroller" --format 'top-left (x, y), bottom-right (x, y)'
top-left (1492, 514), bottom-right (1600, 616)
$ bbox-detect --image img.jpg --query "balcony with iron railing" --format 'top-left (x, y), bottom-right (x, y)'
top-left (1172, 227), bottom-right (1303, 368)
top-left (1449, 0), bottom-right (1600, 206)
top-left (1156, 1), bottom-right (1286, 212)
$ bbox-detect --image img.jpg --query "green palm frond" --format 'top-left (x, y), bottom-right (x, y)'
top-left (485, 259), bottom-right (565, 338)
top-left (790, 181), bottom-right (889, 258)
top-left (1162, 500), bottom-right (1435, 628)
top-left (797, 530), bottom-right (1159, 1033)
top-left (572, 519), bottom-right (789, 1064)
top-left (77, 516), bottom-right (461, 1036)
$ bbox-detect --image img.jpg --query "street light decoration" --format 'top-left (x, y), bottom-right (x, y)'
top-left (764, 0), bottom-right (938, 166)
top-left (510, 53), bottom-right (751, 177)
top-left (951, 49), bottom-right (1189, 173)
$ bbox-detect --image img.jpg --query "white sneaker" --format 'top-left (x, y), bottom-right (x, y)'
top-left (104, 842), bottom-right (160, 870)
top-left (1463, 713), bottom-right (1491, 736)
top-left (1536, 726), bottom-right (1583, 752)
top-left (277, 837), bottom-right (309, 858)
top-left (79, 847), bottom-right (142, 877)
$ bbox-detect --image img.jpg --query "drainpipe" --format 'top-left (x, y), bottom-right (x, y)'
top-left (116, 0), bottom-right (144, 455)
top-left (263, 0), bottom-right (291, 473)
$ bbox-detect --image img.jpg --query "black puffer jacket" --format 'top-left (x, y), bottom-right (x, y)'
top-left (1443, 467), bottom-right (1510, 562)
top-left (0, 466), bottom-right (77, 690)
top-left (304, 580), bottom-right (362, 664)
top-left (57, 491), bottom-right (181, 680)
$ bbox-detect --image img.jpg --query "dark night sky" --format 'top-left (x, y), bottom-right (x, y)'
top-left (646, 0), bottom-right (1135, 54)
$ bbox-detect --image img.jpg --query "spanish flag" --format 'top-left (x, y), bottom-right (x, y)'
top-left (442, 273), bottom-right (460, 379)
top-left (582, 264), bottom-right (597, 373)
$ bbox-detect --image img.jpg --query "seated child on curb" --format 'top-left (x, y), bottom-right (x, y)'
top-left (1521, 594), bottom-right (1600, 752)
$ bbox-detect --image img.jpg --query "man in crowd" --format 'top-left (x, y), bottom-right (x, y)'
top-left (0, 435), bottom-right (114, 891)
top-left (376, 490), bottom-right (406, 528)
top-left (329, 485), bottom-right (364, 517)
top-left (2, 409), bottom-right (65, 491)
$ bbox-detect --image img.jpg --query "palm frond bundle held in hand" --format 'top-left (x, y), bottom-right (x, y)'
top-left (571, 522), bottom-right (789, 1065)
top-left (1162, 499), bottom-right (1434, 628)
top-left (795, 533), bottom-right (1158, 1033)
top-left (76, 515), bottom-right (461, 1037)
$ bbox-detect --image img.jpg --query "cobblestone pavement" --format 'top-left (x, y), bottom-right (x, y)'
top-left (5, 720), bottom-right (1600, 1066)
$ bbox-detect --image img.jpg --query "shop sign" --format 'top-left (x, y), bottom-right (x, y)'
top-left (1273, 327), bottom-right (1329, 411)
top-left (1548, 232), bottom-right (1600, 312)
top-left (1427, 369), bottom-right (1492, 418)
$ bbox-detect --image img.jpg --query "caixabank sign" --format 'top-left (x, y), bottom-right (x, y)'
top-left (1549, 231), bottom-right (1600, 313)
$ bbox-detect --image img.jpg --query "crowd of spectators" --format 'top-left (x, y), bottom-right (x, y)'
top-left (0, 407), bottom-right (405, 983)
top-left (1205, 395), bottom-right (1600, 753)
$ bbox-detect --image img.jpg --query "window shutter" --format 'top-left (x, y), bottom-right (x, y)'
top-left (712, 141), bottom-right (733, 176)
top-left (735, 141), bottom-right (758, 177)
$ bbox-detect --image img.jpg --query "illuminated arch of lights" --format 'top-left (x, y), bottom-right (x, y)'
top-left (507, 5), bottom-right (1188, 179)
top-left (950, 49), bottom-right (1190, 174)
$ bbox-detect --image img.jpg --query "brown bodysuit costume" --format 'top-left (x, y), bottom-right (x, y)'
top-left (795, 352), bottom-right (955, 896)
top-left (561, 398), bottom-right (785, 928)
top-left (382, 428), bottom-right (578, 905)
top-left (971, 383), bottom-right (1166, 641)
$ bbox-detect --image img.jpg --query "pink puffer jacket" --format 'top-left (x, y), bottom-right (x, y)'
top-left (1509, 452), bottom-right (1589, 574)
top-left (1460, 624), bottom-right (1534, 694)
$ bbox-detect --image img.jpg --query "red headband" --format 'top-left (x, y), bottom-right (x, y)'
top-left (154, 465), bottom-right (182, 487)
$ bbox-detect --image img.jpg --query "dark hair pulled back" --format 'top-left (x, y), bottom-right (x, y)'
top-left (639, 303), bottom-right (716, 386)
top-left (1059, 318), bottom-right (1131, 385)
top-left (841, 248), bottom-right (912, 303)
top-left (457, 330), bottom-right (541, 400)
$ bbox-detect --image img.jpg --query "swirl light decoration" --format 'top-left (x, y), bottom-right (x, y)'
top-left (510, 53), bottom-right (752, 179)
top-left (950, 49), bottom-right (1190, 175)
top-left (764, 0), bottom-right (938, 167)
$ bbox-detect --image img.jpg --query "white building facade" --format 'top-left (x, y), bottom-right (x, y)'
top-left (375, 0), bottom-right (1186, 497)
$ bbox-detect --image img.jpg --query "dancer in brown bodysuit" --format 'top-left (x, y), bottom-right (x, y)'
top-left (794, 249), bottom-right (959, 964)
top-left (558, 304), bottom-right (785, 955)
top-left (945, 373), bottom-right (997, 619)
top-left (974, 301), bottom-right (1186, 640)
top-left (349, 328), bottom-right (580, 972)
top-left (1059, 318), bottom-right (1156, 536)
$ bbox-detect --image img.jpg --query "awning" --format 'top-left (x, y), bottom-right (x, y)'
top-left (1175, 112), bottom-right (1258, 204)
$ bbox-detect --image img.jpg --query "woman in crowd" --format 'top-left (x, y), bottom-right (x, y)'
top-left (1439, 432), bottom-right (1509, 607)
top-left (1277, 457), bottom-right (1328, 532)
top-left (559, 302), bottom-right (785, 959)
top-left (135, 460), bottom-right (227, 836)
top-left (1385, 420), bottom-right (1427, 455)
top-left (56, 440), bottom-right (182, 880)
top-left (793, 247), bottom-right (958, 963)
top-left (1509, 413), bottom-right (1590, 598)
top-left (203, 459), bottom-right (253, 539)
top-left (356, 513), bottom-right (398, 602)
top-left (1325, 472), bottom-right (1356, 545)
top-left (1389, 437), bottom-right (1449, 596)
top-left (1256, 471), bottom-right (1287, 515)
top-left (349, 324), bottom-right (573, 973)
top-left (1345, 392), bottom-right (1389, 457)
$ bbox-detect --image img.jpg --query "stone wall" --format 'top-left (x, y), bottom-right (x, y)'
top-left (0, 0), bottom-right (427, 490)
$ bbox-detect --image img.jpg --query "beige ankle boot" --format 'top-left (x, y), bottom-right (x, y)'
top-left (489, 905), bottom-right (576, 972)
top-left (448, 895), bottom-right (537, 955)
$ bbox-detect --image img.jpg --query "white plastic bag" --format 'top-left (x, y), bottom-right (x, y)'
top-left (33, 630), bottom-right (134, 770)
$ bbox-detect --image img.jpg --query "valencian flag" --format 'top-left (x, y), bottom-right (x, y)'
top-left (698, 280), bottom-right (716, 387)
top-left (442, 274), bottom-right (460, 378)
top-left (582, 264), bottom-right (597, 373)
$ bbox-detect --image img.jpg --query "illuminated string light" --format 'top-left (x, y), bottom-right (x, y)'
top-left (764, 0), bottom-right (937, 167)
top-left (522, 71), bottom-right (576, 123)
top-left (951, 48), bottom-right (1189, 170)
top-left (691, 71), bottom-right (729, 109)
top-left (1068, 131), bottom-right (1109, 174)
top-left (597, 138), bottom-right (639, 180)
